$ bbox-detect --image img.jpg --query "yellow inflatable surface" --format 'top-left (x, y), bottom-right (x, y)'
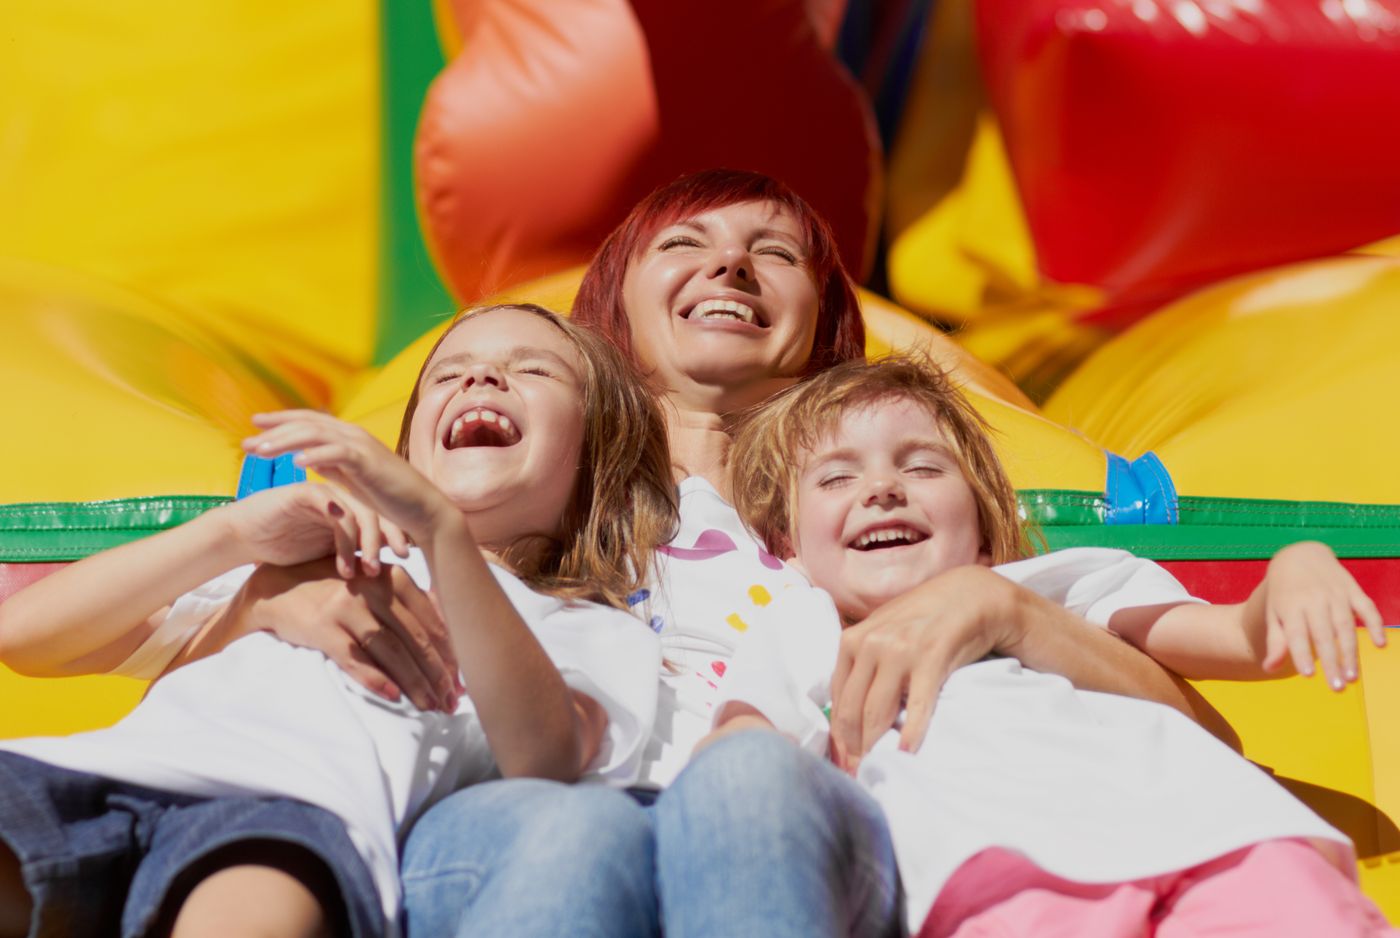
top-left (1046, 256), bottom-right (1400, 505)
top-left (0, 1), bottom-right (377, 369)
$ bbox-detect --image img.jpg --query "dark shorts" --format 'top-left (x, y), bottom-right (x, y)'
top-left (0, 751), bottom-right (384, 938)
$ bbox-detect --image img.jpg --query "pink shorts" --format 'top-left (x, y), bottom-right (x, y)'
top-left (918, 839), bottom-right (1396, 938)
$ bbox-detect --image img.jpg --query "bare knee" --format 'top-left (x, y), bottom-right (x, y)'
top-left (158, 841), bottom-right (348, 938)
top-left (167, 863), bottom-right (332, 938)
top-left (0, 842), bottom-right (32, 938)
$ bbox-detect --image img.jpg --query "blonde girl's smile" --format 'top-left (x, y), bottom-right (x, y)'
top-left (406, 307), bottom-right (587, 546)
top-left (793, 397), bottom-right (990, 621)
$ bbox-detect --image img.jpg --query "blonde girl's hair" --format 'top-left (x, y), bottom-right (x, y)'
top-left (396, 303), bottom-right (678, 608)
top-left (728, 353), bottom-right (1032, 566)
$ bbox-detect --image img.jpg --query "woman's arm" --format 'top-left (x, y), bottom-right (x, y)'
top-left (827, 565), bottom-right (1240, 772)
top-left (168, 558), bottom-right (459, 712)
top-left (0, 484), bottom-right (373, 676)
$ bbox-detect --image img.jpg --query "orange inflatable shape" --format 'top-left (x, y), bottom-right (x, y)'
top-left (417, 0), bottom-right (881, 304)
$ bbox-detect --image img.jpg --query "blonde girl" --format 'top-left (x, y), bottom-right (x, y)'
top-left (716, 353), bottom-right (1392, 938)
top-left (0, 304), bottom-right (677, 938)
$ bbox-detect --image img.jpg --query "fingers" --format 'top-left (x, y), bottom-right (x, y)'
top-left (339, 594), bottom-right (443, 712)
top-left (337, 647), bottom-right (404, 704)
top-left (382, 518), bottom-right (411, 559)
top-left (859, 666), bottom-right (905, 758)
top-left (345, 497), bottom-right (383, 576)
top-left (1310, 601), bottom-right (1345, 690)
top-left (324, 499), bottom-right (363, 580)
top-left (244, 413), bottom-right (373, 471)
top-left (387, 565), bottom-right (461, 700)
top-left (1353, 589), bottom-right (1387, 651)
top-left (1280, 600), bottom-right (1346, 690)
top-left (829, 626), bottom-right (858, 712)
top-left (1330, 596), bottom-right (1359, 684)
top-left (898, 665), bottom-right (946, 753)
top-left (244, 412), bottom-right (347, 458)
top-left (349, 570), bottom-right (457, 711)
top-left (1260, 611), bottom-right (1291, 673)
top-left (829, 649), bottom-right (876, 774)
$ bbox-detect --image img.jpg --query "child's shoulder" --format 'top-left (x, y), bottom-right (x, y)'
top-left (993, 547), bottom-right (1142, 582)
top-left (994, 548), bottom-right (1201, 623)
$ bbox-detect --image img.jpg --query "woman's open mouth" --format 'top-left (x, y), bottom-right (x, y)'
top-left (684, 298), bottom-right (768, 328)
top-left (444, 408), bottom-right (522, 448)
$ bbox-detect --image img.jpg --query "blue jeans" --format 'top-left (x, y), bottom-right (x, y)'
top-left (401, 779), bottom-right (656, 937)
top-left (400, 731), bottom-right (901, 937)
top-left (0, 751), bottom-right (381, 938)
top-left (653, 731), bottom-right (902, 938)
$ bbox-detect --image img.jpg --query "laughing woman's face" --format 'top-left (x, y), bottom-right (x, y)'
top-left (621, 199), bottom-right (820, 410)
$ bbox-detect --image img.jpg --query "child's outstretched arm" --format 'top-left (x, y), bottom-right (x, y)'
top-left (246, 410), bottom-right (606, 781)
top-left (1109, 541), bottom-right (1386, 690)
top-left (0, 483), bottom-right (397, 677)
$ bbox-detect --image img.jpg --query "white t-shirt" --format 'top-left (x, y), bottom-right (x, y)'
top-left (632, 476), bottom-right (815, 788)
top-left (1, 549), bottom-right (659, 931)
top-left (711, 548), bottom-right (1354, 932)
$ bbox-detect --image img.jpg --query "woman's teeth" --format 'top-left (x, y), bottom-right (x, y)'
top-left (447, 408), bottom-right (520, 447)
top-left (691, 299), bottom-right (757, 324)
top-left (851, 526), bottom-right (927, 550)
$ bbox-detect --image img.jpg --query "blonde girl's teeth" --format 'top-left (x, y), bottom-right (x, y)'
top-left (498, 415), bottom-right (514, 434)
top-left (481, 410), bottom-right (498, 423)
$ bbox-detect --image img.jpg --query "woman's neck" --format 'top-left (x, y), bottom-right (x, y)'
top-left (660, 376), bottom-right (799, 498)
top-left (663, 401), bottom-right (732, 499)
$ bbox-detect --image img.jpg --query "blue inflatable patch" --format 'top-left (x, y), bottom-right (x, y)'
top-left (1103, 452), bottom-right (1178, 525)
top-left (235, 453), bottom-right (307, 500)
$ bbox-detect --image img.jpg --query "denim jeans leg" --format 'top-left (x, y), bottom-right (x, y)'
top-left (400, 779), bottom-right (657, 938)
top-left (653, 731), bottom-right (902, 938)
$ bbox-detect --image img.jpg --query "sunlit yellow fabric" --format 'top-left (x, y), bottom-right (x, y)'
top-left (0, 0), bottom-right (376, 368)
top-left (888, 115), bottom-right (1057, 324)
top-left (0, 667), bottom-right (145, 740)
top-left (1045, 256), bottom-right (1400, 503)
top-left (0, 258), bottom-right (330, 502)
top-left (1195, 643), bottom-right (1400, 920)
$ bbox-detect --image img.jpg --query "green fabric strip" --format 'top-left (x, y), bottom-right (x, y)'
top-left (1038, 524), bottom-right (1400, 560)
top-left (0, 497), bottom-right (230, 562)
top-left (3, 492), bottom-right (1399, 564)
top-left (1019, 490), bottom-right (1400, 559)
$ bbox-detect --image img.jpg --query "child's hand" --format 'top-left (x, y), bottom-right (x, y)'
top-left (221, 482), bottom-right (408, 579)
top-left (243, 411), bottom-right (452, 545)
top-left (1258, 541), bottom-right (1386, 689)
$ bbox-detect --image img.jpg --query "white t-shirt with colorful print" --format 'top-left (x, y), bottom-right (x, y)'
top-left (710, 548), bottom-right (1354, 933)
top-left (631, 475), bottom-right (816, 788)
top-left (5, 549), bottom-right (659, 931)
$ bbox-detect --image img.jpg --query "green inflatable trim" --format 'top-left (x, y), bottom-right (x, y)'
top-left (2, 492), bottom-right (1398, 564)
top-left (0, 497), bottom-right (231, 562)
top-left (375, 0), bottom-right (456, 364)
top-left (1022, 491), bottom-right (1400, 559)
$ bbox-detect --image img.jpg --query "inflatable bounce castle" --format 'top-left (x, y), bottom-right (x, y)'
top-left (2, 0), bottom-right (1398, 918)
